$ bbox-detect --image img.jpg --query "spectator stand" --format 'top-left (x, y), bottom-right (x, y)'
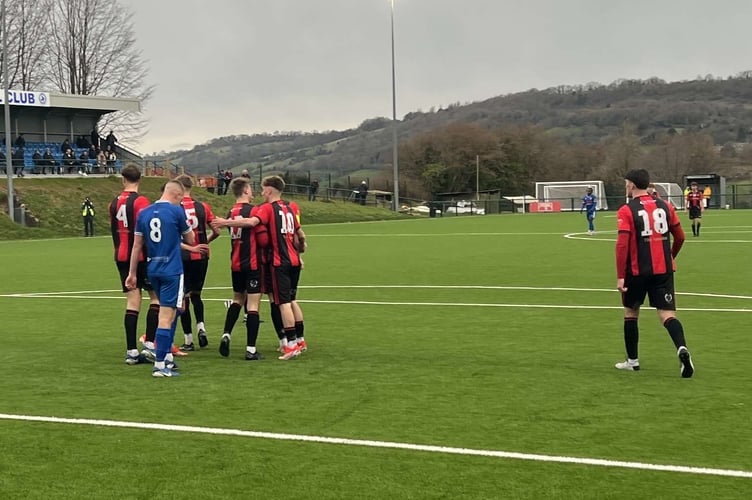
top-left (0, 90), bottom-right (141, 177)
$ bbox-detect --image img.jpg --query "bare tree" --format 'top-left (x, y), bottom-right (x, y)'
top-left (43, 0), bottom-right (153, 143)
top-left (0, 0), bottom-right (51, 89)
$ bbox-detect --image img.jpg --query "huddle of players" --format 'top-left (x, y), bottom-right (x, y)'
top-left (109, 165), bottom-right (307, 376)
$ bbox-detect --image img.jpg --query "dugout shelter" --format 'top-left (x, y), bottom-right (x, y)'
top-left (683, 174), bottom-right (725, 209)
top-left (0, 90), bottom-right (142, 172)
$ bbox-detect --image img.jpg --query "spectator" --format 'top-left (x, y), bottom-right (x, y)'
top-left (76, 135), bottom-right (90, 149)
top-left (90, 127), bottom-right (100, 150)
top-left (358, 180), bottom-right (368, 206)
top-left (32, 149), bottom-right (42, 173)
top-left (63, 149), bottom-right (76, 173)
top-left (215, 170), bottom-right (225, 195)
top-left (105, 130), bottom-right (118, 151)
top-left (106, 149), bottom-right (117, 174)
top-left (14, 134), bottom-right (26, 149)
top-left (703, 184), bottom-right (712, 209)
top-left (81, 197), bottom-right (95, 236)
top-left (0, 149), bottom-right (6, 174)
top-left (61, 138), bottom-right (72, 154)
top-left (309, 178), bottom-right (320, 201)
top-left (43, 148), bottom-right (57, 174)
top-left (79, 149), bottom-right (91, 174)
top-left (97, 149), bottom-right (107, 173)
top-left (12, 147), bottom-right (25, 176)
top-left (240, 169), bottom-right (251, 179)
top-left (223, 169), bottom-right (233, 195)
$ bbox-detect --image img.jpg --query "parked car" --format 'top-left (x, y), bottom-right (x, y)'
top-left (444, 200), bottom-right (485, 215)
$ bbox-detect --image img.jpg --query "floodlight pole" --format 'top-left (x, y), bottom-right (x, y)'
top-left (390, 0), bottom-right (399, 211)
top-left (1, 0), bottom-right (14, 222)
top-left (475, 155), bottom-right (480, 201)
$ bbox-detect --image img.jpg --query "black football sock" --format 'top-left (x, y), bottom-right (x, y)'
top-left (190, 293), bottom-right (205, 323)
top-left (125, 309), bottom-right (139, 350)
top-left (223, 303), bottom-right (242, 335)
top-left (295, 320), bottom-right (304, 339)
top-left (284, 327), bottom-right (297, 344)
top-left (180, 299), bottom-right (192, 335)
top-left (664, 318), bottom-right (687, 350)
top-left (270, 302), bottom-right (285, 340)
top-left (145, 304), bottom-right (160, 343)
top-left (246, 311), bottom-right (260, 348)
top-left (697, 222), bottom-right (701, 236)
top-left (624, 317), bottom-right (639, 360)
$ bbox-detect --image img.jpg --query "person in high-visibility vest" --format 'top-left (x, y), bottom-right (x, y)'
top-left (703, 185), bottom-right (712, 209)
top-left (81, 197), bottom-right (95, 237)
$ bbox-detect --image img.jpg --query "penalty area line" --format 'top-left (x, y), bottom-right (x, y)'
top-left (0, 413), bottom-right (750, 479)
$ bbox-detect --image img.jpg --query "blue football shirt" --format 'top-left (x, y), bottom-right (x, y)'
top-left (582, 194), bottom-right (597, 214)
top-left (135, 201), bottom-right (191, 276)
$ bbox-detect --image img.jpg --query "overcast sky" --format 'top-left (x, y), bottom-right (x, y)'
top-left (120, 0), bottom-right (752, 155)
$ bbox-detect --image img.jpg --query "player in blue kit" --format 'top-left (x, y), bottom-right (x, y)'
top-left (580, 187), bottom-right (597, 235)
top-left (126, 181), bottom-right (197, 377)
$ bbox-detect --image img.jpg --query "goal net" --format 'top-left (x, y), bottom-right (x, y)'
top-left (535, 181), bottom-right (608, 211)
top-left (652, 182), bottom-right (684, 209)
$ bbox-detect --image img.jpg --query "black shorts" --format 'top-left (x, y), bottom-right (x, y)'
top-left (688, 206), bottom-right (702, 220)
top-left (290, 266), bottom-right (302, 301)
top-left (621, 273), bottom-right (676, 311)
top-left (116, 261), bottom-right (152, 293)
top-left (231, 269), bottom-right (262, 294)
top-left (269, 264), bottom-right (297, 305)
top-left (183, 259), bottom-right (209, 293)
top-left (262, 262), bottom-right (273, 296)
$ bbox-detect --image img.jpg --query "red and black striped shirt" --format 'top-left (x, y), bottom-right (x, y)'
top-left (616, 195), bottom-right (685, 278)
top-left (109, 191), bottom-right (150, 263)
top-left (255, 200), bottom-right (301, 267)
top-left (180, 196), bottom-right (216, 261)
top-left (686, 191), bottom-right (703, 209)
top-left (228, 203), bottom-right (266, 272)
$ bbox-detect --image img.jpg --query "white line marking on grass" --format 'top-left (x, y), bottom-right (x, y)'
top-left (311, 232), bottom-right (566, 237)
top-left (0, 413), bottom-right (750, 479)
top-left (4, 294), bottom-right (747, 313)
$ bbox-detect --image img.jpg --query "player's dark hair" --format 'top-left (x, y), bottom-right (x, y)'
top-left (625, 169), bottom-right (650, 189)
top-left (262, 175), bottom-right (285, 193)
top-left (121, 164), bottom-right (141, 183)
top-left (230, 177), bottom-right (251, 198)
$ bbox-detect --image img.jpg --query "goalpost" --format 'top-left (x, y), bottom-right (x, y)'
top-left (652, 182), bottom-right (685, 209)
top-left (535, 181), bottom-right (608, 211)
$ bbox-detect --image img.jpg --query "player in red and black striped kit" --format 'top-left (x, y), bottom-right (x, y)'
top-left (216, 177), bottom-right (269, 360)
top-left (174, 175), bottom-right (220, 351)
top-left (212, 175), bottom-right (307, 360)
top-left (109, 164), bottom-right (160, 365)
top-left (615, 169), bottom-right (694, 378)
top-left (685, 182), bottom-right (704, 237)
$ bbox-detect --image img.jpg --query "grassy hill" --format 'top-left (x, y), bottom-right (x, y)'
top-left (0, 176), bottom-right (407, 241)
top-left (153, 75), bottom-right (752, 181)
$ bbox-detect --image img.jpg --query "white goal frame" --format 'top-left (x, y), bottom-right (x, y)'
top-left (535, 181), bottom-right (608, 211)
top-left (652, 182), bottom-right (685, 209)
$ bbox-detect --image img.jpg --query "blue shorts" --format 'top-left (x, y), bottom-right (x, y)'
top-left (149, 273), bottom-right (184, 308)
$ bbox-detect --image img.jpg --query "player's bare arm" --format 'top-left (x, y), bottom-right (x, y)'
top-left (125, 234), bottom-right (144, 290)
top-left (211, 216), bottom-right (260, 229)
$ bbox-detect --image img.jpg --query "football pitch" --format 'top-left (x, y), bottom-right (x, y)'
top-left (1, 211), bottom-right (750, 499)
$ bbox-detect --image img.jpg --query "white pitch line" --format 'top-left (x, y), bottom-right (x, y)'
top-left (5, 285), bottom-right (751, 301)
top-left (0, 413), bottom-right (749, 479)
top-left (1, 294), bottom-right (748, 313)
